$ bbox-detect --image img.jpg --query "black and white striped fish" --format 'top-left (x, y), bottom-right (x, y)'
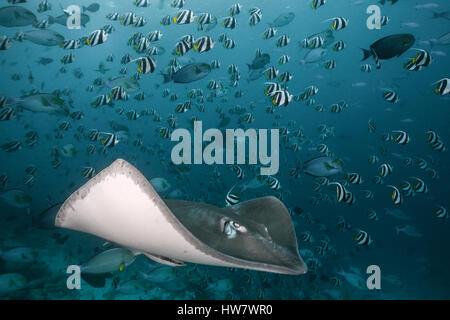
top-left (194, 36), bottom-right (215, 53)
top-left (263, 27), bottom-right (277, 40)
top-left (120, 12), bottom-right (137, 26)
top-left (308, 36), bottom-right (324, 49)
top-left (86, 29), bottom-right (108, 47)
top-left (249, 12), bottom-right (262, 26)
top-left (222, 16), bottom-right (237, 29)
top-left (0, 36), bottom-right (13, 50)
top-left (100, 133), bottom-right (119, 148)
top-left (267, 176), bottom-right (281, 190)
top-left (276, 35), bottom-right (290, 48)
top-left (225, 184), bottom-right (240, 206)
top-left (148, 30), bottom-right (163, 42)
top-left (312, 0), bottom-right (327, 9)
top-left (264, 82), bottom-right (282, 96)
top-left (354, 230), bottom-right (372, 246)
top-left (392, 130), bottom-right (410, 145)
top-left (228, 3), bottom-right (242, 16)
top-left (333, 40), bottom-right (346, 51)
top-left (382, 90), bottom-right (399, 103)
top-left (329, 182), bottom-right (346, 202)
top-left (110, 86), bottom-right (128, 101)
top-left (346, 173), bottom-right (363, 184)
top-left (232, 165), bottom-right (244, 179)
top-left (410, 177), bottom-right (428, 193)
top-left (265, 66), bottom-right (279, 80)
top-left (272, 89), bottom-right (292, 106)
top-left (434, 206), bottom-right (448, 220)
top-left (82, 167), bottom-right (96, 178)
top-left (379, 163), bottom-right (393, 177)
top-left (130, 56), bottom-right (156, 74)
top-left (387, 185), bottom-right (402, 205)
top-left (433, 78), bottom-right (449, 96)
top-left (329, 17), bottom-right (348, 31)
top-left (173, 10), bottom-right (196, 25)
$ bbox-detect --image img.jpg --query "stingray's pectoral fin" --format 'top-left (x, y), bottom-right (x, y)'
top-left (141, 252), bottom-right (186, 267)
top-left (227, 197), bottom-right (308, 275)
top-left (55, 159), bottom-right (307, 276)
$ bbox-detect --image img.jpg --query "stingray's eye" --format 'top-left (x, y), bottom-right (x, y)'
top-left (232, 222), bottom-right (247, 233)
top-left (222, 219), bottom-right (246, 238)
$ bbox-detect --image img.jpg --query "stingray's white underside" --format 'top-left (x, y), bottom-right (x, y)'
top-left (55, 160), bottom-right (241, 268)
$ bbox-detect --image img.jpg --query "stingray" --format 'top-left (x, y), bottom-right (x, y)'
top-left (55, 159), bottom-right (307, 275)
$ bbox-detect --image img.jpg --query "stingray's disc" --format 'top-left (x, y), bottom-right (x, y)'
top-left (56, 159), bottom-right (307, 275)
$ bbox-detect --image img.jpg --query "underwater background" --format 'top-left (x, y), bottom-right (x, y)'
top-left (0, 0), bottom-right (449, 300)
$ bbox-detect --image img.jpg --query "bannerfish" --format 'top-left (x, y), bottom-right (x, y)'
top-left (301, 30), bottom-right (334, 49)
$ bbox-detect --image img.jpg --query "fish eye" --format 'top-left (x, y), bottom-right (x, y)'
top-left (221, 219), bottom-right (246, 238)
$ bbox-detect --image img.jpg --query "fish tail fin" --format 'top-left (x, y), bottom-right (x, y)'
top-left (5, 96), bottom-right (19, 106)
top-left (296, 160), bottom-right (303, 172)
top-left (431, 11), bottom-right (441, 19)
top-left (47, 15), bottom-right (55, 25)
top-left (160, 72), bottom-right (172, 83)
top-left (246, 63), bottom-right (251, 70)
top-left (361, 48), bottom-right (372, 61)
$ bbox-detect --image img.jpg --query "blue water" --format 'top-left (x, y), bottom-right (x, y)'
top-left (0, 0), bottom-right (449, 299)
